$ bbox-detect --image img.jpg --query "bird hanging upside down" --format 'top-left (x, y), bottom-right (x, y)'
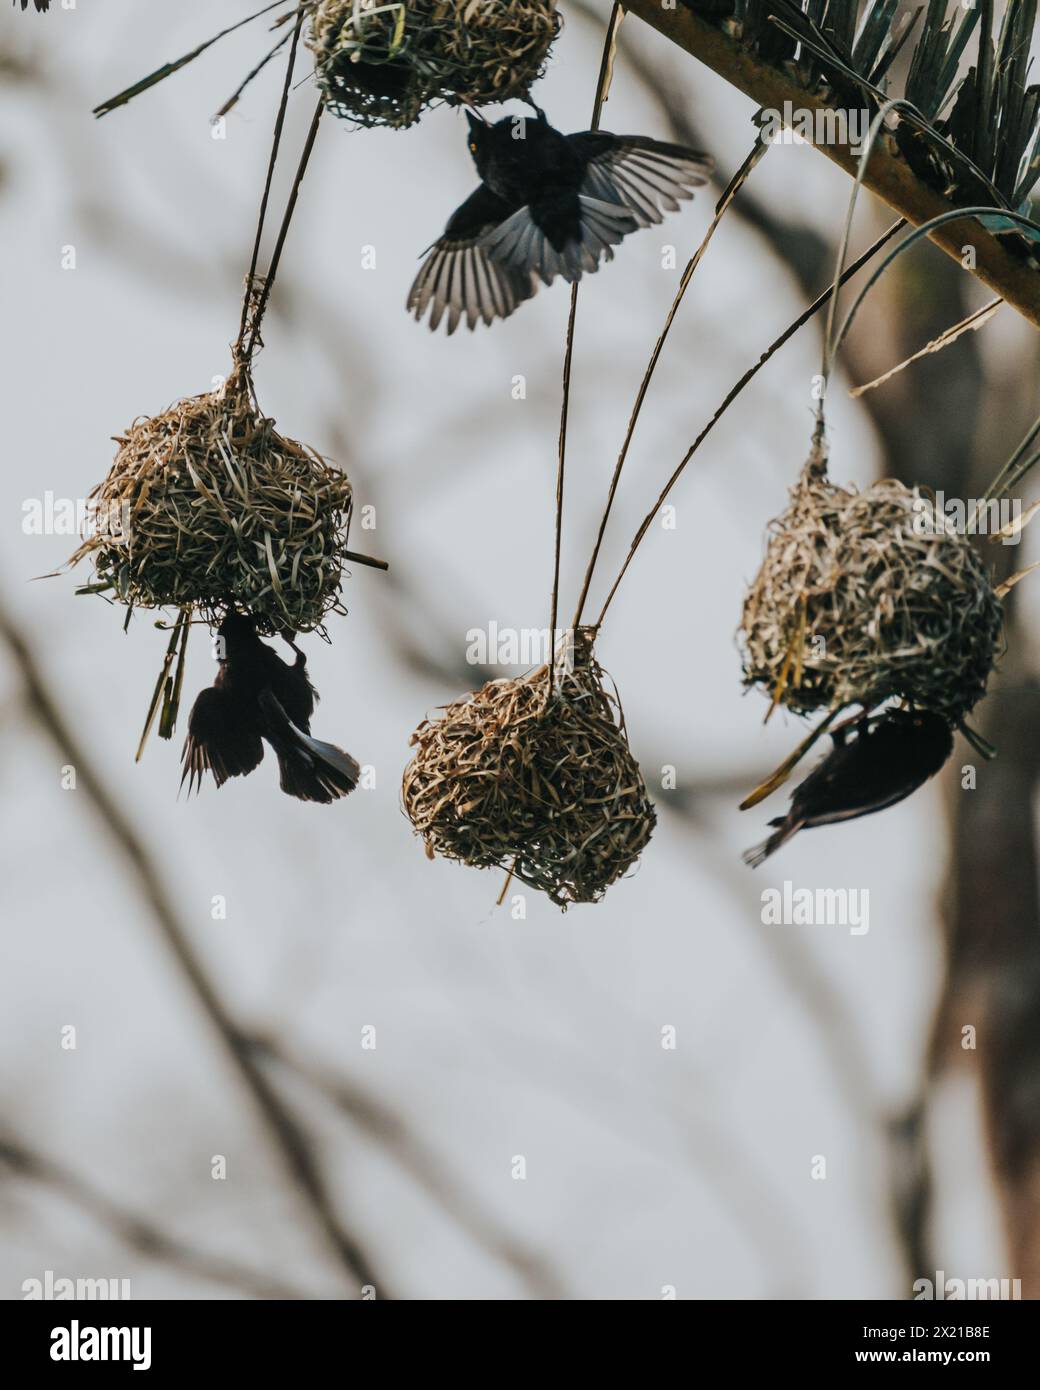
top-left (743, 709), bottom-right (954, 867)
top-left (408, 107), bottom-right (713, 333)
top-left (181, 610), bottom-right (359, 804)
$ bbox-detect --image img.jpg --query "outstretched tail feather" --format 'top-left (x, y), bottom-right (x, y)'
top-left (742, 840), bottom-right (771, 870)
top-left (275, 747), bottom-right (352, 804)
top-left (290, 729), bottom-right (361, 795)
top-left (742, 818), bottom-right (803, 868)
top-left (274, 744), bottom-right (359, 803)
top-left (258, 690), bottom-right (359, 804)
top-left (483, 196), bottom-right (636, 287)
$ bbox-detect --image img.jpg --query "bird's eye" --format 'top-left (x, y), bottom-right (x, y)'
top-left (469, 141), bottom-right (477, 154)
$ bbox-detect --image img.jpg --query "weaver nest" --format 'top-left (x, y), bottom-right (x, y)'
top-left (739, 456), bottom-right (1003, 721)
top-left (402, 631), bottom-right (656, 907)
top-left (70, 370), bottom-right (354, 636)
top-left (308, 0), bottom-right (561, 130)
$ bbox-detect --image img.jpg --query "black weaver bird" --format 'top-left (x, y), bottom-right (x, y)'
top-left (408, 107), bottom-right (713, 333)
top-left (743, 709), bottom-right (954, 867)
top-left (181, 610), bottom-right (359, 804)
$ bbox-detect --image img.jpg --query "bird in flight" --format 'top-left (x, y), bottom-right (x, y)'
top-left (181, 610), bottom-right (360, 804)
top-left (408, 108), bottom-right (713, 333)
top-left (743, 709), bottom-right (954, 866)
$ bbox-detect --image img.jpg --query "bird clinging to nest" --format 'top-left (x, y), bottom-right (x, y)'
top-left (743, 708), bottom-right (954, 866)
top-left (182, 609), bottom-right (360, 804)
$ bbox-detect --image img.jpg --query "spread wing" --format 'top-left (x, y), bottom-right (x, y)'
top-left (408, 183), bottom-right (539, 334)
top-left (570, 134), bottom-right (713, 227)
top-left (180, 685), bottom-right (264, 794)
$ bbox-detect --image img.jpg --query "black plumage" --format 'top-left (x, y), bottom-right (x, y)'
top-left (181, 610), bottom-right (359, 804)
top-left (744, 710), bottom-right (954, 867)
top-left (408, 108), bottom-right (713, 333)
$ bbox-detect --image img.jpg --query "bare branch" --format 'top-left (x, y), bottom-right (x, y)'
top-left (247, 1036), bottom-right (569, 1300)
top-left (0, 602), bottom-right (393, 1299)
top-left (0, 1126), bottom-right (309, 1300)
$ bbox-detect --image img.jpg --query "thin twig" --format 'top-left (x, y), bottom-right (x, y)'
top-left (978, 408), bottom-right (1040, 509)
top-left (547, 1), bottom-right (623, 695)
top-left (237, 7), bottom-right (308, 356)
top-left (496, 857), bottom-right (517, 906)
top-left (820, 103), bottom-right (907, 414)
top-left (851, 297), bottom-right (1002, 398)
top-left (596, 220), bottom-right (905, 626)
top-left (342, 548), bottom-right (389, 572)
top-left (549, 283), bottom-right (579, 698)
top-left (215, 29), bottom-right (293, 121)
top-left (245, 96), bottom-right (326, 362)
top-left (93, 1), bottom-right (296, 118)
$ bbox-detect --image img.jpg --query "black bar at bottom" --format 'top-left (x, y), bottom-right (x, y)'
top-left (3, 1296), bottom-right (1032, 1375)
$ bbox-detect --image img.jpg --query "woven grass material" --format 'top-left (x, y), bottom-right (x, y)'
top-left (70, 367), bottom-right (353, 636)
top-left (308, 0), bottom-right (561, 130)
top-left (739, 456), bottom-right (1003, 721)
top-left (402, 631), bottom-right (656, 908)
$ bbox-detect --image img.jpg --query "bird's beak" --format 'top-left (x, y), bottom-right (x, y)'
top-left (465, 107), bottom-right (487, 131)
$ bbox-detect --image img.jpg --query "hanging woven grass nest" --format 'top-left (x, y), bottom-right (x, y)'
top-left (69, 366), bottom-right (354, 636)
top-left (402, 630), bottom-right (656, 907)
top-left (739, 451), bottom-right (1003, 722)
top-left (308, 0), bottom-right (561, 130)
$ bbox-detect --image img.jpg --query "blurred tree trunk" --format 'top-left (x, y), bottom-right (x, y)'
top-left (845, 252), bottom-right (1040, 1298)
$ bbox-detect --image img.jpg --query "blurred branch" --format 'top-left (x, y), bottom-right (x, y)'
top-left (0, 1126), bottom-right (308, 1300)
top-left (0, 601), bottom-right (392, 1299)
top-left (246, 1035), bottom-right (569, 1299)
